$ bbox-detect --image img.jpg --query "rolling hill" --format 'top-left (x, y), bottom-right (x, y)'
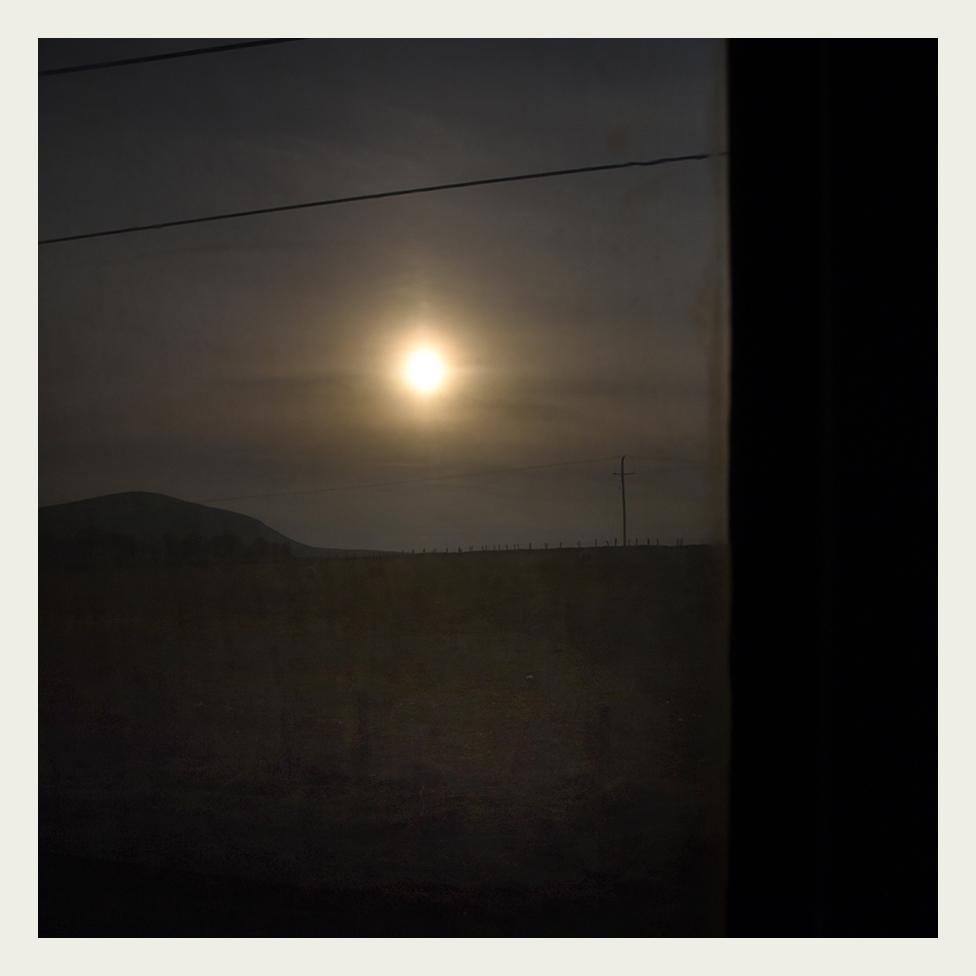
top-left (39, 491), bottom-right (380, 561)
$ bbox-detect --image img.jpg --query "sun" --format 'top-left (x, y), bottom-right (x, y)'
top-left (404, 347), bottom-right (446, 395)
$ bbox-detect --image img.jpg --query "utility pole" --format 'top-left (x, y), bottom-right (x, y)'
top-left (614, 454), bottom-right (635, 546)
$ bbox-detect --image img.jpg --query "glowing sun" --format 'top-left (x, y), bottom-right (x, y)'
top-left (404, 347), bottom-right (446, 395)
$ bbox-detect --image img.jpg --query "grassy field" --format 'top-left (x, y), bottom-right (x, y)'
top-left (39, 544), bottom-right (729, 935)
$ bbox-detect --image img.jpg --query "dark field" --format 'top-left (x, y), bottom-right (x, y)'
top-left (39, 545), bottom-right (729, 936)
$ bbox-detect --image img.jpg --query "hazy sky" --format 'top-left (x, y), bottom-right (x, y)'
top-left (39, 39), bottom-right (728, 551)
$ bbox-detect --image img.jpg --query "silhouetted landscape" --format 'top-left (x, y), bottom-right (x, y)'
top-left (39, 493), bottom-right (728, 935)
top-left (40, 491), bottom-right (388, 567)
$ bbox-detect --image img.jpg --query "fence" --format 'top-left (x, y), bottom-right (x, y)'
top-left (396, 537), bottom-right (696, 556)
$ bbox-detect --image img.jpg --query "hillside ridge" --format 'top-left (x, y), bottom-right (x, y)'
top-left (39, 491), bottom-right (383, 560)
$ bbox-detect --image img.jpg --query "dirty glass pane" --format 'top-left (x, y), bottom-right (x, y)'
top-left (39, 38), bottom-right (729, 936)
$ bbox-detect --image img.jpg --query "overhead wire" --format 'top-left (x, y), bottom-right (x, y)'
top-left (39, 39), bottom-right (300, 76)
top-left (38, 152), bottom-right (727, 245)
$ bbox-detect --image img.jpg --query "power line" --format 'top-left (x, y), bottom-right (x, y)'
top-left (628, 455), bottom-right (718, 467)
top-left (201, 456), bottom-right (618, 505)
top-left (39, 39), bottom-right (300, 77)
top-left (38, 152), bottom-right (726, 246)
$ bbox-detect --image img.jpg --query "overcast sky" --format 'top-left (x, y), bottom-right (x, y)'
top-left (39, 39), bottom-right (728, 551)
